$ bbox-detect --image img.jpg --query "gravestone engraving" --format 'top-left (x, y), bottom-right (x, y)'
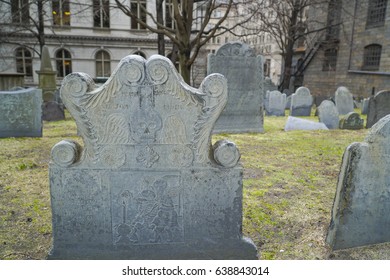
top-left (335, 87), bottom-right (354, 115)
top-left (339, 112), bottom-right (364, 130)
top-left (290, 87), bottom-right (313, 116)
top-left (284, 116), bottom-right (328, 131)
top-left (48, 55), bottom-right (257, 259)
top-left (0, 88), bottom-right (42, 137)
top-left (366, 90), bottom-right (390, 128)
top-left (265, 90), bottom-right (286, 116)
top-left (317, 100), bottom-right (339, 129)
top-left (208, 42), bottom-right (264, 133)
top-left (327, 114), bottom-right (390, 250)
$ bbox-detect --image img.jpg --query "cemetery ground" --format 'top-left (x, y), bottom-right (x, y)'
top-left (1, 110), bottom-right (390, 260)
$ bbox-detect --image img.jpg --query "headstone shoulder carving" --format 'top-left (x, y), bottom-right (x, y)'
top-left (208, 41), bottom-right (264, 133)
top-left (49, 54), bottom-right (257, 259)
top-left (327, 114), bottom-right (390, 249)
top-left (339, 112), bottom-right (364, 130)
top-left (0, 88), bottom-right (42, 138)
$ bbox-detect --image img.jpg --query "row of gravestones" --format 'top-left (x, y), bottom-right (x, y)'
top-left (2, 41), bottom-right (389, 258)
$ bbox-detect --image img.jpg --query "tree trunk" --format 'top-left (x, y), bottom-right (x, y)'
top-left (178, 49), bottom-right (191, 84)
top-left (37, 0), bottom-right (45, 56)
top-left (156, 0), bottom-right (165, 55)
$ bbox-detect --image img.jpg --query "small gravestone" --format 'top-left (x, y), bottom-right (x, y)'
top-left (0, 88), bottom-right (42, 137)
top-left (290, 87), bottom-right (313, 116)
top-left (361, 98), bottom-right (369, 115)
top-left (284, 116), bottom-right (328, 131)
top-left (285, 95), bottom-right (292, 110)
top-left (265, 90), bottom-right (286, 116)
top-left (366, 90), bottom-right (390, 128)
top-left (327, 114), bottom-right (390, 250)
top-left (208, 42), bottom-right (264, 133)
top-left (264, 77), bottom-right (277, 93)
top-left (48, 55), bottom-right (257, 260)
top-left (314, 96), bottom-right (328, 107)
top-left (317, 100), bottom-right (339, 129)
top-left (339, 112), bottom-right (364, 130)
top-left (37, 45), bottom-right (64, 121)
top-left (335, 87), bottom-right (354, 115)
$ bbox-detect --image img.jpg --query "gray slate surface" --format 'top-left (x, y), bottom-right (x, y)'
top-left (290, 87), bottom-right (313, 116)
top-left (48, 55), bottom-right (257, 259)
top-left (327, 114), bottom-right (390, 250)
top-left (284, 116), bottom-right (328, 131)
top-left (335, 87), bottom-right (354, 115)
top-left (0, 87), bottom-right (42, 137)
top-left (318, 100), bottom-right (339, 129)
top-left (208, 42), bottom-right (264, 133)
top-left (366, 90), bottom-right (390, 128)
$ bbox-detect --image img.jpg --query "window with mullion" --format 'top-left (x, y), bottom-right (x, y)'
top-left (131, 0), bottom-right (146, 30)
top-left (56, 49), bottom-right (72, 77)
top-left (93, 0), bottom-right (110, 28)
top-left (366, 0), bottom-right (387, 28)
top-left (11, 0), bottom-right (29, 24)
top-left (15, 47), bottom-right (33, 76)
top-left (52, 0), bottom-right (70, 26)
top-left (362, 44), bottom-right (382, 71)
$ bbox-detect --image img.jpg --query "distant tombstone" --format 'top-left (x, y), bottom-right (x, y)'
top-left (265, 90), bottom-right (286, 116)
top-left (366, 90), bottom-right (390, 128)
top-left (290, 87), bottom-right (313, 116)
top-left (314, 96), bottom-right (329, 107)
top-left (335, 87), bottom-right (354, 115)
top-left (339, 112), bottom-right (364, 130)
top-left (361, 98), bottom-right (369, 115)
top-left (208, 42), bottom-right (264, 133)
top-left (284, 116), bottom-right (328, 131)
top-left (48, 55), bottom-right (257, 259)
top-left (318, 100), bottom-right (339, 129)
top-left (285, 95), bottom-right (292, 110)
top-left (327, 114), bottom-right (390, 250)
top-left (0, 88), bottom-right (42, 137)
top-left (264, 77), bottom-right (277, 93)
top-left (42, 101), bottom-right (65, 121)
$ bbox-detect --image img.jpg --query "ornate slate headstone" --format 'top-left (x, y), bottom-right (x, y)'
top-left (339, 112), bottom-right (364, 130)
top-left (327, 114), bottom-right (390, 250)
top-left (290, 87), bottom-right (313, 116)
top-left (366, 90), bottom-right (390, 128)
top-left (265, 90), bottom-right (286, 116)
top-left (48, 55), bottom-right (257, 259)
top-left (335, 86), bottom-right (354, 115)
top-left (318, 100), bottom-right (339, 129)
top-left (208, 42), bottom-right (264, 133)
top-left (0, 88), bottom-right (42, 137)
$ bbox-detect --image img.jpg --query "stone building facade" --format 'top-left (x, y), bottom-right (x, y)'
top-left (304, 0), bottom-right (390, 99)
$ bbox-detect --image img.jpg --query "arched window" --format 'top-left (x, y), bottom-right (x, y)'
top-left (363, 44), bottom-right (382, 71)
top-left (366, 0), bottom-right (387, 28)
top-left (15, 47), bottom-right (33, 76)
top-left (55, 49), bottom-right (72, 77)
top-left (133, 51), bottom-right (146, 58)
top-left (95, 50), bottom-right (111, 77)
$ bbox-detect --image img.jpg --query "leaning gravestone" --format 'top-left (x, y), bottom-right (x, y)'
top-left (208, 42), bottom-right (264, 133)
top-left (290, 87), bottom-right (313, 116)
top-left (366, 90), bottom-right (390, 128)
top-left (361, 98), bottom-right (369, 115)
top-left (317, 100), bottom-right (339, 129)
top-left (265, 90), bottom-right (286, 116)
top-left (327, 114), bottom-right (390, 250)
top-left (339, 112), bottom-right (364, 130)
top-left (335, 87), bottom-right (354, 115)
top-left (0, 88), bottom-right (42, 137)
top-left (48, 55), bottom-right (257, 259)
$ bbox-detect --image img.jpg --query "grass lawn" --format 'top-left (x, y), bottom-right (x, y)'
top-left (1, 110), bottom-right (389, 260)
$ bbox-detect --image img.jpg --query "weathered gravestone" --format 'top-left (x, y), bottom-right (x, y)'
top-left (264, 77), bottom-right (277, 94)
top-left (317, 100), bottom-right (339, 129)
top-left (0, 88), bottom-right (42, 137)
top-left (37, 45), bottom-right (65, 121)
top-left (366, 90), bottom-right (390, 128)
top-left (361, 98), bottom-right (369, 115)
top-left (265, 90), bottom-right (286, 116)
top-left (335, 87), bottom-right (354, 115)
top-left (48, 55), bottom-right (258, 259)
top-left (284, 116), bottom-right (328, 131)
top-left (290, 87), bottom-right (313, 116)
top-left (339, 112), bottom-right (364, 130)
top-left (208, 42), bottom-right (264, 133)
top-left (327, 114), bottom-right (390, 250)
top-left (285, 95), bottom-right (292, 110)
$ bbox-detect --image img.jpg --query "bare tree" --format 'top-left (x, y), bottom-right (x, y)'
top-left (114, 0), bottom-right (257, 84)
top-left (246, 0), bottom-right (337, 91)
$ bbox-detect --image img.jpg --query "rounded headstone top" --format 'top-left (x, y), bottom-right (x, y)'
top-left (215, 41), bottom-right (255, 57)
